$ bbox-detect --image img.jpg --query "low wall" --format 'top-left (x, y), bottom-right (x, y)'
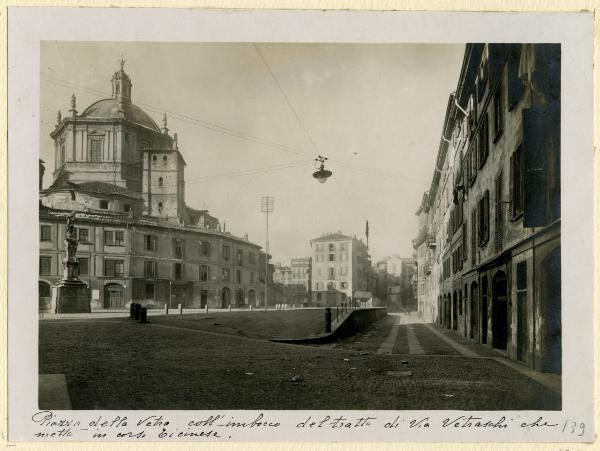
top-left (333, 307), bottom-right (387, 339)
top-left (271, 307), bottom-right (387, 344)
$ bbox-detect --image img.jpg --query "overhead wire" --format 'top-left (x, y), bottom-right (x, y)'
top-left (42, 72), bottom-right (409, 182)
top-left (253, 43), bottom-right (320, 155)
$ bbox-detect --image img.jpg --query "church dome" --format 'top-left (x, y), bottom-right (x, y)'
top-left (77, 59), bottom-right (161, 133)
top-left (80, 99), bottom-right (161, 133)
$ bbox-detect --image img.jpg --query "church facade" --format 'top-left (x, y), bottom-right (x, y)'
top-left (39, 61), bottom-right (269, 311)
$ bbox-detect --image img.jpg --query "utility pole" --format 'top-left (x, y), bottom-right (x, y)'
top-left (261, 195), bottom-right (274, 310)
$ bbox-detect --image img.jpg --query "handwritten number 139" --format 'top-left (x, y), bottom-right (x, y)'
top-left (562, 420), bottom-right (585, 436)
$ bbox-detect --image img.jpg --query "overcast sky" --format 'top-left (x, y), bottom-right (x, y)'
top-left (40, 42), bottom-right (465, 264)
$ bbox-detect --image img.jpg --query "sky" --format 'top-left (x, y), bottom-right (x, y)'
top-left (40, 42), bottom-right (465, 264)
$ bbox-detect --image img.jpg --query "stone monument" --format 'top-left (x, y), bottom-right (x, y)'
top-left (54, 212), bottom-right (91, 313)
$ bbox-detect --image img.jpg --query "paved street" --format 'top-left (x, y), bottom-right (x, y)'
top-left (39, 311), bottom-right (561, 410)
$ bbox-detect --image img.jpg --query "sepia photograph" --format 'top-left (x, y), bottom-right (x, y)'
top-left (5, 6), bottom-right (595, 444)
top-left (37, 40), bottom-right (561, 411)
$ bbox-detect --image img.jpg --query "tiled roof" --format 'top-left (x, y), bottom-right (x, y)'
top-left (44, 180), bottom-right (142, 200)
top-left (310, 232), bottom-right (353, 242)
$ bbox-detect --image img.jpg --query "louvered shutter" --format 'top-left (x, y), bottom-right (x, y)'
top-left (523, 105), bottom-right (556, 226)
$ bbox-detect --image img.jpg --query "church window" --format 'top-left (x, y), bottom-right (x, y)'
top-left (163, 156), bottom-right (168, 164)
top-left (40, 257), bottom-right (52, 275)
top-left (158, 202), bottom-right (163, 213)
top-left (40, 225), bottom-right (51, 241)
top-left (152, 155), bottom-right (157, 163)
top-left (99, 200), bottom-right (109, 209)
top-left (158, 177), bottom-right (163, 187)
top-left (90, 139), bottom-right (103, 162)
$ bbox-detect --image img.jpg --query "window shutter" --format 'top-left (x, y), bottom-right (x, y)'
top-left (471, 208), bottom-right (477, 264)
top-left (485, 191), bottom-right (490, 243)
top-left (509, 153), bottom-right (515, 218)
top-left (462, 222), bottom-right (467, 261)
top-left (523, 104), bottom-right (558, 227)
top-left (508, 45), bottom-right (524, 110)
top-left (495, 172), bottom-right (504, 252)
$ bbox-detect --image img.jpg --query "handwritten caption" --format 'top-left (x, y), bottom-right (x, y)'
top-left (30, 411), bottom-right (586, 440)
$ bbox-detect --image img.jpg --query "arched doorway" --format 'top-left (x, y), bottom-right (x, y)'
top-left (248, 289), bottom-right (256, 306)
top-left (39, 281), bottom-right (51, 312)
top-left (221, 287), bottom-right (231, 308)
top-left (470, 282), bottom-right (479, 340)
top-left (541, 248), bottom-right (561, 374)
top-left (200, 290), bottom-right (208, 308)
top-left (235, 288), bottom-right (244, 307)
top-left (492, 271), bottom-right (508, 350)
top-left (452, 291), bottom-right (458, 330)
top-left (481, 275), bottom-right (488, 344)
top-left (104, 283), bottom-right (125, 309)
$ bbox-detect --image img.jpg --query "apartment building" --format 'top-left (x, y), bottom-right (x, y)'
top-left (413, 44), bottom-right (561, 374)
top-left (310, 232), bottom-right (371, 306)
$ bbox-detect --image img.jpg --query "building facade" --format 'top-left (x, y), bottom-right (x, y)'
top-left (271, 257), bottom-right (312, 305)
top-left (39, 61), bottom-right (270, 311)
top-left (310, 232), bottom-right (371, 306)
top-left (413, 44), bottom-right (561, 374)
top-left (374, 255), bottom-right (416, 311)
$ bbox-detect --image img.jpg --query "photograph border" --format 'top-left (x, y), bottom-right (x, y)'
top-left (2, 1), bottom-right (598, 449)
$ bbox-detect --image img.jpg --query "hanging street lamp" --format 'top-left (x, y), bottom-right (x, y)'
top-left (312, 155), bottom-right (332, 183)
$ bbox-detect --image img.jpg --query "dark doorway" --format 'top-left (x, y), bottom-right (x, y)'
top-left (541, 248), bottom-right (561, 374)
top-left (248, 289), bottom-right (256, 306)
top-left (516, 261), bottom-right (528, 362)
top-left (104, 283), bottom-right (124, 309)
top-left (172, 286), bottom-right (190, 308)
top-left (470, 282), bottom-right (479, 340)
top-left (492, 271), bottom-right (508, 350)
top-left (200, 290), bottom-right (208, 308)
top-left (236, 288), bottom-right (245, 307)
top-left (481, 275), bottom-right (488, 344)
top-left (221, 287), bottom-right (231, 308)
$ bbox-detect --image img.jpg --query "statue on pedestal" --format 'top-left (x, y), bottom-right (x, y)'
top-left (54, 211), bottom-right (91, 313)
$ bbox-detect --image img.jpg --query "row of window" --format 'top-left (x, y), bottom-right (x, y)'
top-left (41, 225), bottom-right (262, 265)
top-left (314, 253), bottom-right (348, 262)
top-left (315, 242), bottom-right (348, 253)
top-left (40, 255), bottom-right (261, 283)
top-left (314, 281), bottom-right (348, 291)
top-left (315, 266), bottom-right (349, 279)
top-left (445, 143), bottom-right (527, 261)
top-left (40, 256), bottom-right (89, 276)
top-left (462, 52), bottom-right (525, 194)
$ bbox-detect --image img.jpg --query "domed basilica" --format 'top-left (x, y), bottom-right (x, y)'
top-left (39, 61), bottom-right (268, 312)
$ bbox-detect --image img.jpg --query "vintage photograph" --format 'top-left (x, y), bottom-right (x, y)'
top-left (36, 41), bottom-right (563, 412)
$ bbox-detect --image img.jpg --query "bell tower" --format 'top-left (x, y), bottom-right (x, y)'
top-left (111, 56), bottom-right (132, 104)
